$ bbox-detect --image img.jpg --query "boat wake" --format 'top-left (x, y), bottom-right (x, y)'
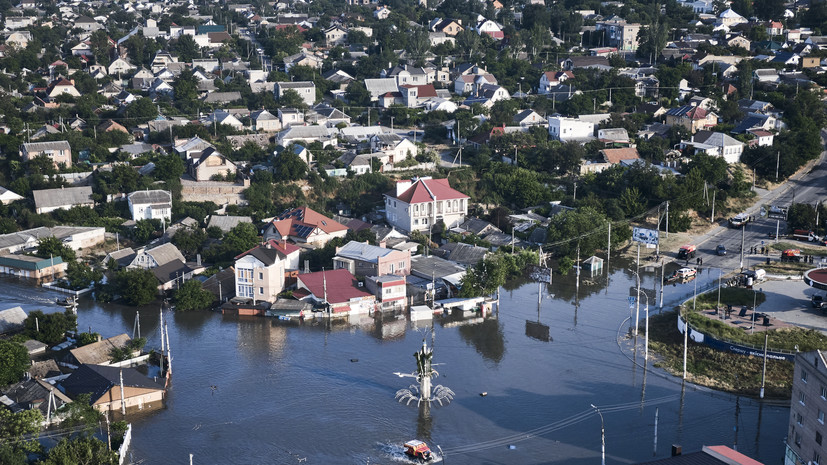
top-left (376, 443), bottom-right (443, 463)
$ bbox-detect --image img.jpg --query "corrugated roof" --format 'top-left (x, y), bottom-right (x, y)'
top-left (0, 254), bottom-right (64, 271)
top-left (61, 364), bottom-right (165, 405)
top-left (601, 147), bottom-right (640, 164)
top-left (0, 306), bottom-right (27, 334)
top-left (297, 268), bottom-right (373, 304)
top-left (207, 215), bottom-right (253, 232)
top-left (144, 243), bottom-right (185, 268)
top-left (336, 241), bottom-right (396, 263)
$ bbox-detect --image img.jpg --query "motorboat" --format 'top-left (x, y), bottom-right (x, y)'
top-left (56, 296), bottom-right (77, 307)
top-left (403, 440), bottom-right (433, 462)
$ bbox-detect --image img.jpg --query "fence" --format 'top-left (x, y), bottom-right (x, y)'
top-left (677, 315), bottom-right (796, 362)
top-left (118, 423), bottom-right (132, 465)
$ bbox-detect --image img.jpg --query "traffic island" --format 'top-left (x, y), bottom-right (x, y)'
top-left (644, 287), bottom-right (827, 399)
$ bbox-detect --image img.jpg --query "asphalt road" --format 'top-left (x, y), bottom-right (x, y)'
top-left (682, 130), bottom-right (827, 273)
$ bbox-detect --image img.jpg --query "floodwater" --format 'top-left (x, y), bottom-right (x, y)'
top-left (2, 260), bottom-right (789, 465)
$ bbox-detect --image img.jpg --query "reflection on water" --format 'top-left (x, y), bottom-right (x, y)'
top-left (0, 259), bottom-right (789, 464)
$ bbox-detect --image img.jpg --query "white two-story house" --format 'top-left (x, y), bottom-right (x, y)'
top-left (384, 177), bottom-right (469, 233)
top-left (127, 190), bottom-right (172, 222)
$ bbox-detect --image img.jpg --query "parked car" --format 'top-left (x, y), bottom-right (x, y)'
top-left (812, 295), bottom-right (825, 309)
top-left (716, 244), bottom-right (727, 256)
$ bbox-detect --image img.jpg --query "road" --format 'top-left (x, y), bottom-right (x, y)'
top-left (682, 130), bottom-right (827, 273)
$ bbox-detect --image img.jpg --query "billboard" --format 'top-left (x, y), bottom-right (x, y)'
top-left (632, 227), bottom-right (659, 246)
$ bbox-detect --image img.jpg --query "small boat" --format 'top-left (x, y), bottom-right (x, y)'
top-left (404, 440), bottom-right (433, 462)
top-left (56, 296), bottom-right (77, 307)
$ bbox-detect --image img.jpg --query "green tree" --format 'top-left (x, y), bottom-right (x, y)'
top-left (278, 88), bottom-right (309, 109)
top-left (174, 34), bottom-right (200, 62)
top-left (0, 340), bottom-right (29, 385)
top-left (36, 236), bottom-right (76, 262)
top-left (172, 69), bottom-right (199, 102)
top-left (459, 250), bottom-right (538, 297)
top-left (173, 279), bottom-right (214, 311)
top-left (64, 261), bottom-right (102, 290)
top-left (223, 222), bottom-right (259, 256)
top-left (344, 81), bottom-right (370, 107)
top-left (75, 331), bottom-right (101, 347)
top-left (154, 153), bottom-right (185, 183)
top-left (39, 436), bottom-right (117, 465)
top-left (0, 409), bottom-right (43, 455)
top-left (132, 219), bottom-right (161, 243)
top-left (114, 268), bottom-right (158, 306)
top-left (23, 310), bottom-right (77, 345)
top-left (274, 149), bottom-right (308, 181)
top-left (126, 97), bottom-right (160, 124)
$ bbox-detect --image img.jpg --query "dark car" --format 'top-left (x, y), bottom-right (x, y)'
top-left (813, 295), bottom-right (826, 309)
top-left (716, 244), bottom-right (727, 256)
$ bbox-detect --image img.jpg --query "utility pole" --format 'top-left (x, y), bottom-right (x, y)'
top-left (739, 224), bottom-right (746, 270)
top-left (775, 151), bottom-right (779, 182)
top-left (665, 201), bottom-right (669, 239)
top-left (711, 190), bottom-right (716, 223)
top-left (119, 369), bottom-right (126, 415)
top-left (635, 244), bottom-right (640, 337)
top-left (159, 308), bottom-right (164, 375)
top-left (760, 332), bottom-right (768, 399)
top-left (591, 404), bottom-right (606, 465)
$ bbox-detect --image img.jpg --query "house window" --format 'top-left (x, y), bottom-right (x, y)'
top-left (815, 452), bottom-right (822, 465)
top-left (803, 370), bottom-right (809, 383)
top-left (385, 287), bottom-right (392, 294)
top-left (795, 432), bottom-right (802, 446)
top-left (800, 392), bottom-right (807, 405)
top-left (259, 287), bottom-right (264, 295)
top-left (821, 385), bottom-right (826, 399)
top-left (389, 263), bottom-right (394, 273)
top-left (818, 431), bottom-right (823, 446)
top-left (399, 261), bottom-right (405, 270)
top-left (797, 412), bottom-right (804, 425)
top-left (422, 218), bottom-right (428, 225)
top-left (414, 219), bottom-right (419, 226)
top-left (819, 410), bottom-right (825, 424)
top-left (259, 272), bottom-right (263, 280)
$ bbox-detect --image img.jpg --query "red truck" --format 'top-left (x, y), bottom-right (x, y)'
top-left (791, 229), bottom-right (827, 246)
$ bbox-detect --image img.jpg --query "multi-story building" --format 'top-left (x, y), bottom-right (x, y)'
top-left (234, 240), bottom-right (301, 302)
top-left (384, 177), bottom-right (469, 233)
top-left (596, 16), bottom-right (641, 52)
top-left (785, 350), bottom-right (827, 465)
top-left (20, 141), bottom-right (72, 168)
top-left (548, 115), bottom-right (595, 142)
top-left (128, 190), bottom-right (172, 222)
top-left (333, 241), bottom-right (411, 277)
top-left (275, 81), bottom-right (316, 107)
top-left (262, 206), bottom-right (348, 247)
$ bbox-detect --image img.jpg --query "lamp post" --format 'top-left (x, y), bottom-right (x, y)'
top-left (639, 289), bottom-right (650, 361)
top-left (630, 268), bottom-right (641, 337)
top-left (590, 404), bottom-right (606, 465)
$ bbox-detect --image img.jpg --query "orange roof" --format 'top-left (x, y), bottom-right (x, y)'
top-left (601, 147), bottom-right (640, 164)
top-left (704, 445), bottom-right (765, 465)
top-left (270, 206), bottom-right (348, 239)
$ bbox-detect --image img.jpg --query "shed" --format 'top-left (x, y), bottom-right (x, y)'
top-left (22, 339), bottom-right (48, 356)
top-left (582, 256), bottom-right (604, 275)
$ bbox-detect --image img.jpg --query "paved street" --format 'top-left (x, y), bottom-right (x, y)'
top-left (756, 278), bottom-right (827, 334)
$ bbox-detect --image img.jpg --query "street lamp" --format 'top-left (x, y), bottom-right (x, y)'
top-left (639, 289), bottom-right (650, 361)
top-left (629, 268), bottom-right (641, 337)
top-left (590, 404), bottom-right (606, 465)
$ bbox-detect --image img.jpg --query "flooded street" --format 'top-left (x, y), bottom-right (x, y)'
top-left (2, 260), bottom-right (789, 464)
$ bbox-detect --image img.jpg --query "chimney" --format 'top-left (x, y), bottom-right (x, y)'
top-left (671, 445), bottom-right (682, 457)
top-left (97, 334), bottom-right (102, 342)
top-left (379, 240), bottom-right (386, 248)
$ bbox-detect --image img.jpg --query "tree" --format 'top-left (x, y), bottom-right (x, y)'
top-left (172, 69), bottom-right (199, 103)
top-left (274, 149), bottom-right (308, 181)
top-left (637, 22), bottom-right (668, 61)
top-left (126, 97), bottom-right (160, 124)
top-left (174, 34), bottom-right (200, 62)
top-left (753, 0), bottom-right (784, 21)
top-left (39, 436), bottom-right (117, 465)
top-left (114, 268), bottom-right (158, 306)
top-left (23, 310), bottom-right (77, 345)
top-left (173, 279), bottom-right (214, 311)
top-left (0, 409), bottom-right (43, 456)
top-left (278, 88), bottom-right (309, 109)
top-left (223, 222), bottom-right (259, 256)
top-left (36, 236), bottom-right (76, 262)
top-left (64, 261), bottom-right (102, 290)
top-left (344, 81), bottom-right (370, 107)
top-left (133, 219), bottom-right (161, 243)
top-left (89, 29), bottom-right (112, 66)
top-left (75, 331), bottom-right (100, 347)
top-left (0, 340), bottom-right (29, 385)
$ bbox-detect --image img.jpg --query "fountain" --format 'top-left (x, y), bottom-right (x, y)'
top-left (395, 336), bottom-right (454, 407)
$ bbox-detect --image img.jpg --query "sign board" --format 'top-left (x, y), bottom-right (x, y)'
top-left (632, 227), bottom-right (659, 246)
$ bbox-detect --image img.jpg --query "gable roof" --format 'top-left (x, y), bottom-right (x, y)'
top-left (390, 178), bottom-right (469, 204)
top-left (268, 206), bottom-right (348, 238)
top-left (61, 364), bottom-right (164, 404)
top-left (144, 243), bottom-right (186, 267)
top-left (601, 147), bottom-right (640, 164)
top-left (0, 306), bottom-right (27, 334)
top-left (235, 240), bottom-right (300, 265)
top-left (335, 241), bottom-right (398, 263)
top-left (68, 334), bottom-right (131, 365)
top-left (128, 189), bottom-right (171, 206)
top-left (298, 268), bottom-right (373, 304)
top-left (666, 105), bottom-right (709, 120)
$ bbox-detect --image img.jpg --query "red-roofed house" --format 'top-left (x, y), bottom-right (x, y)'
top-left (665, 105), bottom-right (718, 133)
top-left (234, 240), bottom-right (301, 302)
top-left (384, 177), bottom-right (470, 233)
top-left (539, 71), bottom-right (574, 94)
top-left (400, 84), bottom-right (438, 108)
top-left (296, 268), bottom-right (375, 315)
top-left (580, 147), bottom-right (641, 174)
top-left (262, 206), bottom-right (349, 247)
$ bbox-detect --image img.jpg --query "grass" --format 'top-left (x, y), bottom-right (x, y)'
top-left (770, 241), bottom-right (826, 257)
top-left (692, 287), bottom-right (766, 311)
top-left (646, 310), bottom-right (795, 398)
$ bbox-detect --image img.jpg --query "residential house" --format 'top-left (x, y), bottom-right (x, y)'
top-left (66, 334), bottom-right (133, 366)
top-left (207, 215), bottom-right (253, 233)
top-left (373, 6), bottom-right (391, 19)
top-left (0, 226), bottom-right (104, 255)
top-left (98, 120), bottom-right (129, 134)
top-left (548, 115), bottom-right (595, 142)
top-left (754, 69), bottom-right (780, 83)
top-left (0, 186), bottom-right (23, 205)
top-left (73, 16), bottom-right (103, 32)
top-left (174, 136), bottom-right (215, 160)
top-left (262, 206), bottom-right (349, 247)
top-left (371, 134), bottom-right (417, 163)
top-left (648, 445), bottom-right (777, 464)
top-left (665, 105), bottom-right (718, 133)
top-left (283, 52), bottom-right (324, 71)
top-left (284, 144), bottom-right (313, 166)
top-left (384, 177), bottom-right (470, 233)
top-left (513, 109), bottom-right (544, 126)
top-left (365, 275), bottom-right (406, 309)
top-left (1, 378), bottom-right (72, 419)
top-left (437, 242), bottom-right (488, 267)
top-left (276, 126), bottom-right (337, 148)
top-left (476, 83), bottom-right (510, 106)
top-left (474, 18), bottom-right (504, 40)
top-left (802, 57), bottom-right (821, 68)
top-left (429, 18), bottom-right (463, 36)
top-left (581, 147), bottom-right (641, 174)
top-left (108, 57), bottom-right (135, 76)
top-left (324, 25), bottom-right (348, 46)
top-left (233, 240), bottom-right (300, 302)
top-left (563, 56), bottom-right (611, 71)
top-left (364, 78), bottom-right (400, 101)
top-left (399, 84), bottom-right (438, 108)
top-left (733, 112), bottom-right (779, 134)
top-left (128, 190), bottom-right (172, 222)
top-left (453, 73), bottom-right (497, 95)
top-left (278, 108), bottom-right (304, 128)
top-left (275, 81), bottom-right (316, 106)
top-left (595, 16), bottom-right (641, 51)
top-left (295, 268), bottom-right (375, 315)
top-left (306, 104), bottom-right (351, 127)
top-left (189, 147), bottom-right (237, 182)
top-left (682, 130), bottom-right (744, 163)
top-left (716, 8), bottom-right (747, 28)
top-left (5, 31), bottom-right (31, 49)
top-left (251, 109), bottom-right (281, 132)
top-left (747, 128), bottom-right (774, 147)
top-left (333, 241), bottom-right (411, 277)
top-left (20, 141), bottom-right (72, 168)
top-left (767, 21), bottom-right (784, 37)
top-left (539, 71), bottom-right (574, 94)
top-left (47, 78), bottom-right (81, 98)
top-left (33, 186), bottom-right (93, 214)
top-left (206, 111), bottom-right (244, 130)
top-left (0, 254), bottom-right (66, 279)
top-left (784, 350), bottom-right (826, 465)
top-left (61, 364), bottom-right (165, 413)
top-left (128, 243), bottom-right (186, 270)
top-left (0, 306), bottom-right (27, 335)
